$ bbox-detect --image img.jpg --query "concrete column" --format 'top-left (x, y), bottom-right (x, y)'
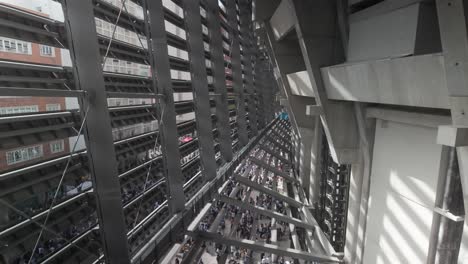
top-left (298, 127), bottom-right (314, 198)
top-left (309, 116), bottom-right (323, 205)
top-left (435, 1), bottom-right (468, 262)
top-left (345, 104), bottom-right (376, 264)
top-left (428, 147), bottom-right (464, 264)
top-left (455, 146), bottom-right (468, 264)
top-left (293, 131), bottom-right (301, 175)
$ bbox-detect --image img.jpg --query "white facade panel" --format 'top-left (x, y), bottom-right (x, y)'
top-left (321, 54), bottom-right (449, 109)
top-left (363, 119), bottom-right (442, 264)
top-left (347, 4), bottom-right (419, 62)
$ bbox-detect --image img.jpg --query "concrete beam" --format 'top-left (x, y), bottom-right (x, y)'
top-left (209, 185), bottom-right (241, 233)
top-left (271, 127), bottom-right (291, 141)
top-left (260, 144), bottom-right (290, 164)
top-left (366, 107), bottom-right (451, 128)
top-left (254, 0), bottom-right (281, 22)
top-left (437, 126), bottom-right (468, 147)
top-left (250, 157), bottom-right (298, 183)
top-left (190, 230), bottom-right (342, 263)
top-left (347, 2), bottom-right (440, 62)
top-left (284, 0), bottom-right (360, 165)
top-left (218, 195), bottom-right (315, 230)
top-left (306, 105), bottom-right (324, 116)
top-left (269, 127), bottom-right (291, 141)
top-left (233, 173), bottom-right (303, 208)
top-left (265, 134), bottom-right (291, 153)
top-left (270, 0), bottom-right (296, 41)
top-left (301, 205), bottom-right (338, 257)
top-left (186, 203), bottom-right (212, 233)
top-left (321, 54), bottom-right (449, 109)
top-left (262, 23), bottom-right (315, 131)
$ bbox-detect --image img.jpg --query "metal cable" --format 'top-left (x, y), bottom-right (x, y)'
top-left (121, 3), bottom-right (148, 54)
top-left (0, 198), bottom-right (99, 260)
top-left (131, 102), bottom-right (165, 228)
top-left (102, 0), bottom-right (128, 70)
top-left (27, 104), bottom-right (91, 264)
top-left (111, 1), bottom-right (168, 227)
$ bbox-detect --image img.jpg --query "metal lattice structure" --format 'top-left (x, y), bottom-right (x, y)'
top-left (318, 136), bottom-right (351, 252)
top-left (0, 0), bottom-right (277, 263)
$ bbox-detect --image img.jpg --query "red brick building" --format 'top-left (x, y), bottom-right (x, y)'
top-left (0, 5), bottom-right (69, 172)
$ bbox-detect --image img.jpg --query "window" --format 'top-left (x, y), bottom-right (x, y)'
top-left (6, 145), bottom-right (43, 165)
top-left (40, 45), bottom-right (55, 57)
top-left (0, 37), bottom-right (31, 54)
top-left (0, 105), bottom-right (39, 115)
top-left (50, 140), bottom-right (64, 154)
top-left (46, 104), bottom-right (61, 111)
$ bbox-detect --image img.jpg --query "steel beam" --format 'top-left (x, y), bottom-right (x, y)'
top-left (218, 195), bottom-right (313, 230)
top-left (271, 129), bottom-right (290, 144)
top-left (207, 0), bottom-right (234, 162)
top-left (269, 0), bottom-right (296, 41)
top-left (226, 0), bottom-right (249, 147)
top-left (209, 185), bottom-right (241, 233)
top-left (260, 144), bottom-right (290, 164)
top-left (250, 157), bottom-right (298, 183)
top-left (427, 146), bottom-right (464, 264)
top-left (265, 134), bottom-right (291, 153)
top-left (146, 0), bottom-right (185, 212)
top-left (240, 0), bottom-right (259, 137)
top-left (263, 23), bottom-right (311, 133)
top-left (187, 203), bottom-right (213, 233)
top-left (190, 230), bottom-right (342, 263)
top-left (301, 205), bottom-right (338, 257)
top-left (233, 173), bottom-right (302, 207)
top-left (290, 0), bottom-right (359, 164)
top-left (62, 0), bottom-right (130, 262)
top-left (183, 0), bottom-right (217, 181)
top-left (272, 125), bottom-right (291, 139)
top-left (273, 124), bottom-right (290, 137)
top-left (255, 59), bottom-right (266, 129)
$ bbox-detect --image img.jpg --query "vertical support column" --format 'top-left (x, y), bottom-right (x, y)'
top-left (183, 0), bottom-right (217, 181)
top-left (264, 68), bottom-right (276, 123)
top-left (207, 0), bottom-right (233, 162)
top-left (289, 0), bottom-right (359, 164)
top-left (62, 0), bottom-right (130, 262)
top-left (435, 1), bottom-right (468, 262)
top-left (240, 0), bottom-right (258, 137)
top-left (345, 104), bottom-right (375, 263)
top-left (226, 0), bottom-right (249, 147)
top-left (146, 0), bottom-right (185, 212)
top-left (298, 127), bottom-right (313, 195)
top-left (428, 146), bottom-right (464, 264)
top-left (309, 117), bottom-right (323, 203)
top-left (255, 57), bottom-right (266, 129)
top-left (292, 131), bottom-right (300, 174)
top-left (255, 58), bottom-right (269, 126)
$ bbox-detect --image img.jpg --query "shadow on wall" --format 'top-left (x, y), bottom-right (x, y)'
top-left (363, 120), bottom-right (440, 264)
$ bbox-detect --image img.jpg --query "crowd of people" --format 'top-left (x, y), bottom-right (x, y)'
top-left (8, 175), bottom-right (92, 226)
top-left (227, 247), bottom-right (250, 264)
top-left (192, 143), bottom-right (294, 263)
top-left (121, 177), bottom-right (163, 205)
top-left (235, 210), bottom-right (254, 239)
top-left (198, 201), bottom-right (222, 232)
top-left (13, 213), bottom-right (97, 264)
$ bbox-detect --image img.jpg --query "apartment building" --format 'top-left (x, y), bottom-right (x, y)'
top-left (0, 4), bottom-right (70, 172)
